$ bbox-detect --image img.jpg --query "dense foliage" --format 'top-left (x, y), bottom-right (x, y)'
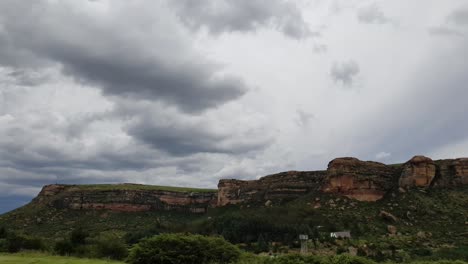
top-left (53, 227), bottom-right (128, 260)
top-left (127, 233), bottom-right (241, 264)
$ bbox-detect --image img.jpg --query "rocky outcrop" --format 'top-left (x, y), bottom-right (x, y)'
top-left (429, 158), bottom-right (468, 187)
top-left (35, 184), bottom-right (217, 213)
top-left (217, 171), bottom-right (325, 206)
top-left (453, 158), bottom-right (468, 185)
top-left (399, 156), bottom-right (436, 188)
top-left (322, 158), bottom-right (400, 201)
top-left (32, 156), bottom-right (468, 213)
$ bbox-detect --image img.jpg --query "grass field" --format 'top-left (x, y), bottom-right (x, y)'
top-left (0, 253), bottom-right (123, 264)
top-left (73, 183), bottom-right (217, 193)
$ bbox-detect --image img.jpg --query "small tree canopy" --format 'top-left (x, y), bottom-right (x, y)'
top-left (127, 233), bottom-right (241, 264)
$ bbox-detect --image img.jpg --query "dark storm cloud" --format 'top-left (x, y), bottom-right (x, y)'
top-left (127, 120), bottom-right (271, 156)
top-left (116, 100), bottom-right (273, 156)
top-left (0, 1), bottom-right (247, 112)
top-left (330, 60), bottom-right (360, 86)
top-left (357, 3), bottom-right (390, 24)
top-left (170, 0), bottom-right (314, 39)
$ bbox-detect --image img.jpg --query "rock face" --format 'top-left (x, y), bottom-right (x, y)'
top-left (35, 184), bottom-right (217, 213)
top-left (217, 171), bottom-right (325, 206)
top-left (399, 156), bottom-right (436, 188)
top-left (31, 156), bottom-right (468, 213)
top-left (322, 158), bottom-right (400, 201)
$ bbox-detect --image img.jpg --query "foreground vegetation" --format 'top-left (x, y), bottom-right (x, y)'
top-left (0, 252), bottom-right (121, 264)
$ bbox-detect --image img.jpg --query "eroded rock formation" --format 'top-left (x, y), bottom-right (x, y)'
top-left (399, 156), bottom-right (436, 188)
top-left (454, 158), bottom-right (468, 185)
top-left (218, 171), bottom-right (325, 206)
top-left (322, 158), bottom-right (399, 201)
top-left (32, 155), bottom-right (468, 213)
top-left (35, 184), bottom-right (217, 213)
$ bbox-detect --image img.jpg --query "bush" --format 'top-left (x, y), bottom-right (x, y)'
top-left (93, 233), bottom-right (128, 260)
top-left (328, 255), bottom-right (376, 264)
top-left (0, 227), bottom-right (6, 239)
top-left (266, 254), bottom-right (324, 264)
top-left (70, 227), bottom-right (89, 245)
top-left (127, 233), bottom-right (241, 264)
top-left (54, 239), bottom-right (75, 255)
top-left (0, 239), bottom-right (7, 252)
top-left (2, 233), bottom-right (45, 253)
top-left (430, 246), bottom-right (468, 261)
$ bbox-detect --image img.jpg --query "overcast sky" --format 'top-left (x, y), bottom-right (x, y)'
top-left (1, 0), bottom-right (468, 213)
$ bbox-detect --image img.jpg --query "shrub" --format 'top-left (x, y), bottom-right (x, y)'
top-left (266, 254), bottom-right (324, 264)
top-left (328, 255), bottom-right (376, 264)
top-left (54, 239), bottom-right (75, 255)
top-left (127, 233), bottom-right (241, 264)
top-left (70, 227), bottom-right (89, 245)
top-left (0, 227), bottom-right (6, 239)
top-left (0, 238), bottom-right (7, 252)
top-left (93, 233), bottom-right (128, 260)
top-left (3, 233), bottom-right (45, 253)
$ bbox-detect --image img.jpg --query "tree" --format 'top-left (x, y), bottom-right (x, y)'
top-left (94, 233), bottom-right (128, 260)
top-left (127, 233), bottom-right (241, 264)
top-left (256, 234), bottom-right (269, 253)
top-left (54, 239), bottom-right (74, 255)
top-left (0, 227), bottom-right (7, 239)
top-left (70, 227), bottom-right (89, 245)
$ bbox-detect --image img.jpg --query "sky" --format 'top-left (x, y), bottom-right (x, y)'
top-left (1, 0), bottom-right (468, 213)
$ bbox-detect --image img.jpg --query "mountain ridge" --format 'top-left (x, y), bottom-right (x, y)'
top-left (16, 155), bottom-right (468, 215)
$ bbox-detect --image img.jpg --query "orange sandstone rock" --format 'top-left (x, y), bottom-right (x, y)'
top-left (399, 156), bottom-right (436, 188)
top-left (322, 157), bottom-right (398, 201)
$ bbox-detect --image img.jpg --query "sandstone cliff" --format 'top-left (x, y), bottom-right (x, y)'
top-left (218, 171), bottom-right (325, 206)
top-left (322, 157), bottom-right (400, 201)
top-left (34, 184), bottom-right (217, 213)
top-left (32, 156), bottom-right (468, 213)
top-left (399, 156), bottom-right (436, 188)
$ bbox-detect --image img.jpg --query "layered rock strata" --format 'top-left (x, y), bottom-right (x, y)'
top-left (217, 171), bottom-right (326, 206)
top-left (399, 156), bottom-right (436, 188)
top-left (322, 157), bottom-right (400, 201)
top-left (35, 184), bottom-right (217, 213)
top-left (32, 156), bottom-right (468, 213)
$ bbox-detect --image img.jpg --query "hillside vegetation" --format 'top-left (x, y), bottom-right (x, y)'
top-left (0, 252), bottom-right (122, 264)
top-left (0, 185), bottom-right (467, 262)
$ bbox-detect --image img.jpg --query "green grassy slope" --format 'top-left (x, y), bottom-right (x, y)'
top-left (0, 186), bottom-right (467, 261)
top-left (59, 183), bottom-right (217, 193)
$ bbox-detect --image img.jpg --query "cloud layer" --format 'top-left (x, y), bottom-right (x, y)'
top-left (1, 0), bottom-right (468, 213)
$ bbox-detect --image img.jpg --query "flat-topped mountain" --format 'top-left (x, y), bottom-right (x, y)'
top-left (25, 155), bottom-right (468, 215)
top-left (1, 155), bottom-right (467, 260)
top-left (35, 184), bottom-right (218, 213)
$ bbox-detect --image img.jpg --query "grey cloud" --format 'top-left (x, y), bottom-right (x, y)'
top-left (330, 60), bottom-right (360, 86)
top-left (447, 6), bottom-right (468, 26)
top-left (357, 3), bottom-right (390, 24)
top-left (429, 6), bottom-right (468, 37)
top-left (0, 1), bottom-right (247, 112)
top-left (0, 69), bottom-right (274, 205)
top-left (118, 101), bottom-right (273, 156)
top-left (295, 109), bottom-right (315, 127)
top-left (343, 40), bottom-right (468, 163)
top-left (428, 26), bottom-right (463, 37)
top-left (170, 0), bottom-right (314, 39)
